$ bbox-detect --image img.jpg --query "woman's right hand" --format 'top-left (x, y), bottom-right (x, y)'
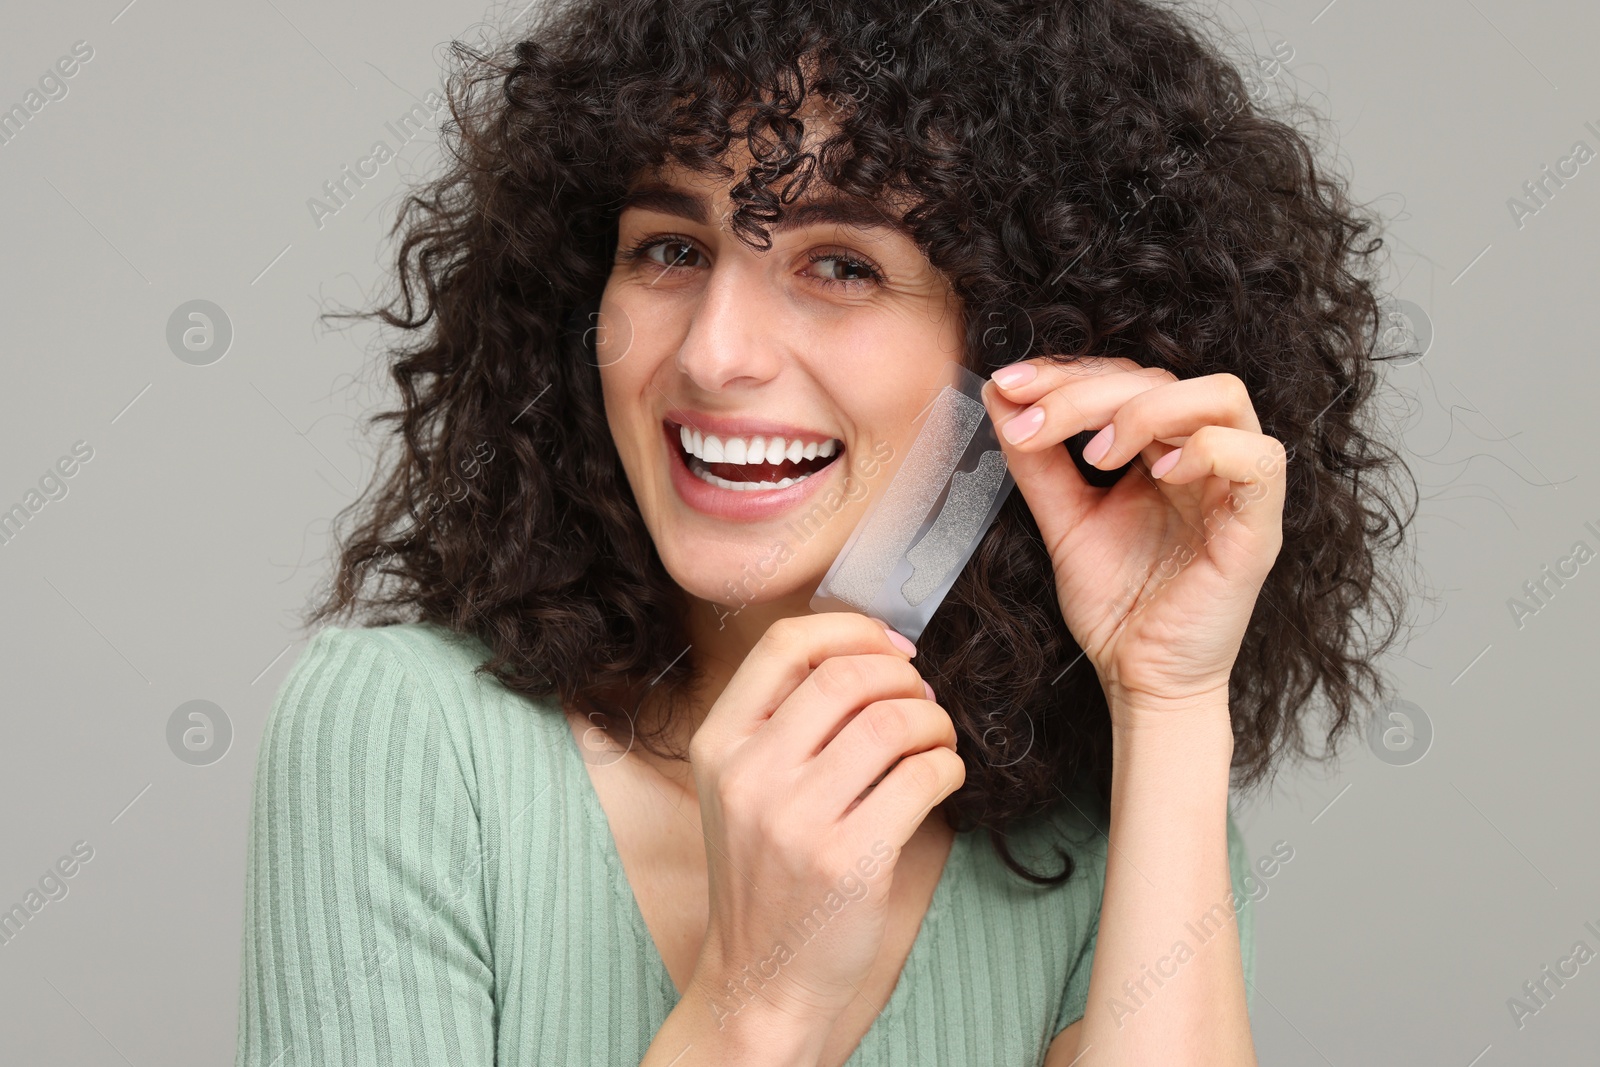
top-left (683, 611), bottom-right (965, 1048)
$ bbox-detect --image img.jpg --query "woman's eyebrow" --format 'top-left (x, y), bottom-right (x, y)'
top-left (620, 182), bottom-right (911, 237)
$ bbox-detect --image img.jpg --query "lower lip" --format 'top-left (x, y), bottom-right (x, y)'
top-left (664, 422), bottom-right (844, 522)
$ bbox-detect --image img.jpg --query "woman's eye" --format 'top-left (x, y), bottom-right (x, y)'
top-left (623, 236), bottom-right (883, 289)
top-left (809, 252), bottom-right (884, 287)
top-left (642, 239), bottom-right (703, 270)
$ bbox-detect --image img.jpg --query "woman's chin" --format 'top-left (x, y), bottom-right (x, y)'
top-left (657, 544), bottom-right (828, 615)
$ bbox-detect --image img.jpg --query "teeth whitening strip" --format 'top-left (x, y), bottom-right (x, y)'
top-left (810, 361), bottom-right (1015, 643)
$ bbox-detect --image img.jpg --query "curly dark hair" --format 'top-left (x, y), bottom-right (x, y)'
top-left (306, 0), bottom-right (1417, 885)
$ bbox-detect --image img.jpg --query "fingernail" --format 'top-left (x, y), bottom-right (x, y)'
top-left (990, 362), bottom-right (1037, 389)
top-left (923, 680), bottom-right (936, 701)
top-left (1150, 446), bottom-right (1183, 479)
top-left (883, 626), bottom-right (917, 657)
top-left (1082, 424), bottom-right (1115, 466)
top-left (1002, 405), bottom-right (1045, 444)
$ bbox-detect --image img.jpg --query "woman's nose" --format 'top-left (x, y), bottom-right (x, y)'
top-left (672, 262), bottom-right (788, 392)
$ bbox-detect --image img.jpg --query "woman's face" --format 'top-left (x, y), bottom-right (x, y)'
top-left (596, 154), bottom-right (965, 615)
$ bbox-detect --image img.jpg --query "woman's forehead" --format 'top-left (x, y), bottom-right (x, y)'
top-left (623, 171), bottom-right (907, 234)
top-left (624, 152), bottom-right (919, 236)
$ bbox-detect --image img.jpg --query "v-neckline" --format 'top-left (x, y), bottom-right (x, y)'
top-left (559, 710), bottom-right (967, 1061)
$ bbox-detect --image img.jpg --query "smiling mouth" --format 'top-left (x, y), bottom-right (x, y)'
top-left (667, 420), bottom-right (844, 491)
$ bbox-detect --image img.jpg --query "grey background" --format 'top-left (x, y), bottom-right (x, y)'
top-left (0, 0), bottom-right (1594, 1063)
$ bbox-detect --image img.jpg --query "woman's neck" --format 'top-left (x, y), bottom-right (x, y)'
top-left (624, 591), bottom-right (822, 784)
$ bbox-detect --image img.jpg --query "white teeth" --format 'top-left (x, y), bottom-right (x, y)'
top-left (675, 424), bottom-right (842, 467)
top-left (687, 455), bottom-right (812, 491)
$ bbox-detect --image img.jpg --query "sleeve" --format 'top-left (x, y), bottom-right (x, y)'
top-left (1050, 800), bottom-right (1110, 1037)
top-left (1228, 810), bottom-right (1258, 1015)
top-left (1054, 878), bottom-right (1103, 1036)
top-left (1050, 807), bottom-right (1256, 1035)
top-left (234, 626), bottom-right (496, 1067)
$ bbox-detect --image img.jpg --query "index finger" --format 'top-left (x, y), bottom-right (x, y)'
top-left (989, 355), bottom-right (1172, 402)
top-left (700, 611), bottom-right (918, 746)
top-left (987, 356), bottom-right (1178, 449)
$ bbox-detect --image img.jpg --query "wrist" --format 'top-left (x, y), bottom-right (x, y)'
top-left (1107, 682), bottom-right (1231, 725)
top-left (1108, 689), bottom-right (1234, 759)
top-left (1107, 701), bottom-right (1236, 818)
top-left (661, 972), bottom-right (831, 1066)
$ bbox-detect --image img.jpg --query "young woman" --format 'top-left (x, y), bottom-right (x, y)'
top-left (233, 0), bottom-right (1412, 1064)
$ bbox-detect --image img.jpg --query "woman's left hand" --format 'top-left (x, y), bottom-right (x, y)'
top-left (981, 357), bottom-right (1287, 719)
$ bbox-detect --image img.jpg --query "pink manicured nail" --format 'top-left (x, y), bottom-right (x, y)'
top-left (1002, 405), bottom-right (1045, 444)
top-left (923, 680), bottom-right (936, 701)
top-left (1150, 447), bottom-right (1183, 479)
top-left (1082, 424), bottom-right (1115, 465)
top-left (990, 362), bottom-right (1037, 389)
top-left (883, 626), bottom-right (918, 657)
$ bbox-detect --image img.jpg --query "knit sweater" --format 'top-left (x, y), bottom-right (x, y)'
top-left (234, 622), bottom-right (1256, 1065)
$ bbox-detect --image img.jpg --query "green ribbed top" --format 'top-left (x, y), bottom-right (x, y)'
top-left (234, 622), bottom-right (1255, 1066)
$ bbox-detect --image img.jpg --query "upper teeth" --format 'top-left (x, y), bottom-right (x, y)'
top-left (678, 425), bottom-right (839, 465)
